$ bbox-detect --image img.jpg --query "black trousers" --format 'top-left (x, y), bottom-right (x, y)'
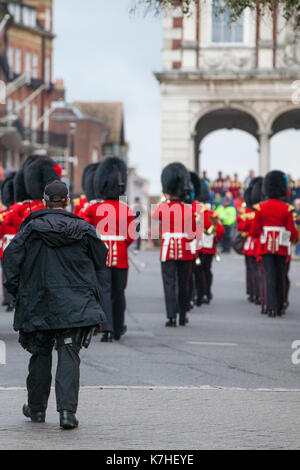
top-left (97, 267), bottom-right (128, 335)
top-left (222, 226), bottom-right (232, 253)
top-left (195, 253), bottom-right (213, 300)
top-left (26, 329), bottom-right (80, 414)
top-left (96, 267), bottom-right (113, 332)
top-left (262, 254), bottom-right (287, 311)
top-left (161, 260), bottom-right (193, 319)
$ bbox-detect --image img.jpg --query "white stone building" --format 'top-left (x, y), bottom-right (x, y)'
top-left (156, 0), bottom-right (300, 175)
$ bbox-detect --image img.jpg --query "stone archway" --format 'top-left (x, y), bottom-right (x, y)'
top-left (194, 107), bottom-right (259, 174)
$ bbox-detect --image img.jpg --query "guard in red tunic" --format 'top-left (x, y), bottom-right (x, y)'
top-left (194, 179), bottom-right (224, 305)
top-left (237, 184), bottom-right (256, 303)
top-left (0, 172), bottom-right (17, 310)
top-left (250, 171), bottom-right (298, 317)
top-left (250, 178), bottom-right (267, 314)
top-left (152, 163), bottom-right (195, 327)
top-left (80, 157), bottom-right (135, 341)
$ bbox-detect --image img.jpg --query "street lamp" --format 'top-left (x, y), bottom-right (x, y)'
top-left (69, 122), bottom-right (77, 207)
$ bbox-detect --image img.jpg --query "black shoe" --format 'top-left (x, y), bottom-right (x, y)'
top-left (261, 306), bottom-right (267, 315)
top-left (254, 296), bottom-right (261, 305)
top-left (268, 309), bottom-right (277, 318)
top-left (165, 318), bottom-right (176, 327)
top-left (120, 325), bottom-right (127, 337)
top-left (59, 411), bottom-right (79, 430)
top-left (179, 315), bottom-right (189, 326)
top-left (202, 295), bottom-right (210, 305)
top-left (23, 404), bottom-right (45, 423)
top-left (6, 303), bottom-right (14, 312)
top-left (101, 332), bottom-right (113, 342)
top-left (196, 297), bottom-right (202, 307)
top-left (248, 295), bottom-right (254, 303)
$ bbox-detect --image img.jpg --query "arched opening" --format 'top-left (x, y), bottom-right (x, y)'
top-left (200, 129), bottom-right (259, 184)
top-left (270, 108), bottom-right (300, 183)
top-left (194, 108), bottom-right (260, 175)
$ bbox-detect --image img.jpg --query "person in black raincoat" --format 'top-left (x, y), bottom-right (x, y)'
top-left (3, 180), bottom-right (107, 429)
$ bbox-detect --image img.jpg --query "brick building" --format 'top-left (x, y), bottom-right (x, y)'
top-left (0, 0), bottom-right (66, 174)
top-left (50, 103), bottom-right (107, 196)
top-left (50, 101), bottom-right (128, 196)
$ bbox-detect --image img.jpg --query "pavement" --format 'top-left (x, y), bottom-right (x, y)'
top-left (1, 250), bottom-right (300, 449)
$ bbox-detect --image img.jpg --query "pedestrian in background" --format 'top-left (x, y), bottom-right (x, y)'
top-left (215, 198), bottom-right (236, 253)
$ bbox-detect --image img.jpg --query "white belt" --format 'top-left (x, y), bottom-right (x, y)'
top-left (261, 226), bottom-right (291, 251)
top-left (100, 235), bottom-right (125, 241)
top-left (161, 232), bottom-right (188, 262)
top-left (203, 233), bottom-right (214, 249)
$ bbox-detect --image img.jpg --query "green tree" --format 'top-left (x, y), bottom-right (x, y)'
top-left (135, 0), bottom-right (300, 27)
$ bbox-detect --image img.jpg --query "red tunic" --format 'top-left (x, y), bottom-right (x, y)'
top-left (80, 199), bottom-right (135, 269)
top-left (152, 201), bottom-right (196, 262)
top-left (0, 207), bottom-right (18, 258)
top-left (250, 199), bottom-right (298, 257)
top-left (237, 208), bottom-right (255, 256)
top-left (74, 196), bottom-right (87, 216)
top-left (193, 202), bottom-right (224, 255)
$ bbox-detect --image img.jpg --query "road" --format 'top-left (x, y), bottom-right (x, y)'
top-left (1, 250), bottom-right (300, 449)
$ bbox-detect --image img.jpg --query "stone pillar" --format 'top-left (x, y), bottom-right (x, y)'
top-left (259, 132), bottom-right (271, 176)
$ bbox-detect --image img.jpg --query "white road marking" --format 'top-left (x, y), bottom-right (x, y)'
top-left (1, 385), bottom-right (300, 392)
top-left (186, 341), bottom-right (238, 347)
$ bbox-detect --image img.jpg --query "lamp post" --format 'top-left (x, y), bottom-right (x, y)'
top-left (69, 122), bottom-right (77, 208)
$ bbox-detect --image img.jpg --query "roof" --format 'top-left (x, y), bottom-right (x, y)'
top-left (73, 102), bottom-right (125, 145)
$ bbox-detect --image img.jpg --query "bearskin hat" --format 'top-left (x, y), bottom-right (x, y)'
top-left (263, 170), bottom-right (287, 199)
top-left (82, 163), bottom-right (99, 201)
top-left (198, 179), bottom-right (210, 203)
top-left (251, 177), bottom-right (264, 206)
top-left (94, 156), bottom-right (127, 200)
top-left (24, 155), bottom-right (61, 200)
top-left (14, 155), bottom-right (40, 202)
top-left (161, 163), bottom-right (190, 200)
top-left (243, 187), bottom-right (252, 208)
top-left (190, 172), bottom-right (201, 201)
top-left (1, 172), bottom-right (16, 207)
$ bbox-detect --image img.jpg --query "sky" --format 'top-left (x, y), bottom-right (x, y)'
top-left (53, 0), bottom-right (299, 195)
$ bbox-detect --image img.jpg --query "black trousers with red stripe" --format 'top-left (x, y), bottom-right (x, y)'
top-left (161, 260), bottom-right (193, 319)
top-left (195, 253), bottom-right (214, 301)
top-left (262, 254), bottom-right (287, 312)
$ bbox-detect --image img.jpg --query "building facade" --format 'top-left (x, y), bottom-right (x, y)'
top-left (0, 0), bottom-right (66, 173)
top-left (156, 1), bottom-right (300, 175)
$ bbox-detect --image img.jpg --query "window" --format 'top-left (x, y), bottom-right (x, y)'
top-left (44, 57), bottom-right (51, 86)
top-left (7, 46), bottom-right (14, 70)
top-left (24, 104), bottom-right (31, 128)
top-left (31, 104), bottom-right (38, 129)
top-left (212, 0), bottom-right (244, 43)
top-left (25, 51), bottom-right (31, 82)
top-left (15, 48), bottom-right (22, 74)
top-left (32, 52), bottom-right (38, 79)
top-left (14, 4), bottom-right (21, 23)
top-left (44, 106), bottom-right (49, 131)
top-left (22, 7), bottom-right (35, 28)
top-left (8, 4), bottom-right (21, 23)
top-left (14, 100), bottom-right (20, 115)
top-left (6, 98), bottom-right (13, 114)
top-left (92, 148), bottom-right (99, 163)
top-left (45, 7), bottom-right (51, 31)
